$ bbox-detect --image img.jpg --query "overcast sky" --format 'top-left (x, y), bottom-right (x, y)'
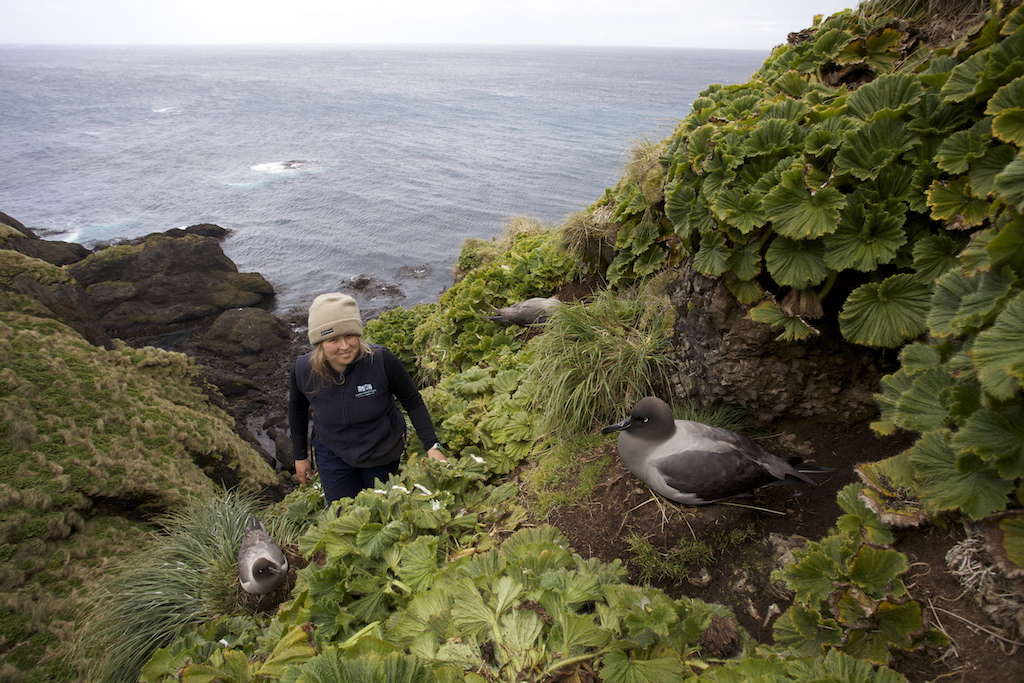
top-left (0, 1), bottom-right (859, 50)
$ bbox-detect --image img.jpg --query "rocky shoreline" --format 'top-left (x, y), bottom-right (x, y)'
top-left (1, 210), bottom-right (316, 487)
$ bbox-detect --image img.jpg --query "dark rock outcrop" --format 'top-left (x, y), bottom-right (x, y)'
top-left (199, 307), bottom-right (291, 358)
top-left (1, 210), bottom-right (90, 266)
top-left (67, 233), bottom-right (275, 331)
top-left (666, 261), bottom-right (892, 426)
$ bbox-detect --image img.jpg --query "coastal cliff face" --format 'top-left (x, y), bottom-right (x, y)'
top-left (0, 216), bottom-right (288, 679)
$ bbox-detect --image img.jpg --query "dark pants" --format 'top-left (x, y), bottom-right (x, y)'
top-left (313, 438), bottom-right (402, 505)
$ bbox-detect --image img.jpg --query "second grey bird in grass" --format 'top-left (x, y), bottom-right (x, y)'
top-left (487, 297), bottom-right (561, 326)
top-left (602, 396), bottom-right (837, 505)
top-left (237, 516), bottom-right (289, 595)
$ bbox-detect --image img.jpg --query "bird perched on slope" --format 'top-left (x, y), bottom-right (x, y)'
top-left (487, 297), bottom-right (561, 326)
top-left (237, 516), bottom-right (289, 595)
top-left (602, 396), bottom-right (836, 505)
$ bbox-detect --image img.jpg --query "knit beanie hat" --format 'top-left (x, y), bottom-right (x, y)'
top-left (307, 293), bottom-right (362, 345)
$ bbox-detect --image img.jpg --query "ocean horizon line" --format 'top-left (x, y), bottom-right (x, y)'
top-left (0, 42), bottom-right (770, 54)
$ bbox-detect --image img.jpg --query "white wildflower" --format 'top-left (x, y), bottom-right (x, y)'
top-left (414, 483), bottom-right (433, 495)
top-left (391, 485), bottom-right (411, 494)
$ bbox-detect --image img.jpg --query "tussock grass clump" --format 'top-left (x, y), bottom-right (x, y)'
top-left (557, 205), bottom-right (618, 275)
top-left (80, 491), bottom-right (295, 683)
top-left (525, 279), bottom-right (674, 439)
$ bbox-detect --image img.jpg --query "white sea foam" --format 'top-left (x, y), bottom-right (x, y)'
top-left (250, 160), bottom-right (323, 174)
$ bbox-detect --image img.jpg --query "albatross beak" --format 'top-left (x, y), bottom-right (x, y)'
top-left (601, 417), bottom-right (631, 434)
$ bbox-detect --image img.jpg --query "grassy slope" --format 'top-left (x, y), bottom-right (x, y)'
top-left (0, 248), bottom-right (277, 681)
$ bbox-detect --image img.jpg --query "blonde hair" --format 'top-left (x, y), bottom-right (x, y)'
top-left (306, 338), bottom-right (375, 394)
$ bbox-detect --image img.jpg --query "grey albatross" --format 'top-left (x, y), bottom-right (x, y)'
top-left (601, 396), bottom-right (836, 505)
top-left (487, 297), bottom-right (561, 326)
top-left (237, 516), bottom-right (289, 595)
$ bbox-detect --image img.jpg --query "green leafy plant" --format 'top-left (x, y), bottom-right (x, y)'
top-left (772, 485), bottom-right (947, 665)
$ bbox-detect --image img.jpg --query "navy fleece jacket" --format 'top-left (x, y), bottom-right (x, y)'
top-left (288, 344), bottom-right (438, 468)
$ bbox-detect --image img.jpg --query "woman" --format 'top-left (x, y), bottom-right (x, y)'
top-left (288, 292), bottom-right (446, 505)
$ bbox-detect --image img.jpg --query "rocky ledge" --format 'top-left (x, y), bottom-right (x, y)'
top-left (1, 211), bottom-right (304, 481)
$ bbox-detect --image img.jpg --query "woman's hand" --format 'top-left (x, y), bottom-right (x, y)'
top-left (426, 447), bottom-right (447, 462)
top-left (295, 458), bottom-right (314, 485)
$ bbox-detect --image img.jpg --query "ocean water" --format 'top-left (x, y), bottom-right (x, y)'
top-left (0, 45), bottom-right (766, 312)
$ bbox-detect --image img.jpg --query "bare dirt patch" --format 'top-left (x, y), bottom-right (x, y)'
top-left (529, 419), bottom-right (1024, 682)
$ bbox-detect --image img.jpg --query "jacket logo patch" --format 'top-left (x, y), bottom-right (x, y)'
top-left (355, 383), bottom-right (377, 398)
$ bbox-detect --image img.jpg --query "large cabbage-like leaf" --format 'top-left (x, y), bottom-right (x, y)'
top-left (839, 274), bottom-right (930, 347)
top-left (911, 235), bottom-right (962, 284)
top-left (846, 73), bottom-right (923, 121)
top-left (837, 28), bottom-right (902, 72)
top-left (837, 118), bottom-right (918, 181)
top-left (986, 215), bottom-right (1024, 274)
top-left (908, 91), bottom-right (972, 135)
top-left (804, 115), bottom-right (857, 156)
top-left (894, 367), bottom-right (955, 434)
top-left (874, 368), bottom-right (915, 435)
top-left (599, 650), bottom-right (684, 683)
top-left (356, 520), bottom-right (404, 559)
top-left (700, 151), bottom-right (738, 201)
top-left (935, 118), bottom-right (992, 174)
top-left (969, 143), bottom-right (1017, 197)
top-left (943, 50), bottom-right (992, 103)
top-left (751, 155), bottom-right (801, 194)
top-left (726, 277), bottom-right (763, 305)
top-left (692, 230), bottom-right (730, 276)
top-left (725, 92), bottom-right (767, 121)
top-left (953, 404), bottom-right (1024, 479)
top-left (765, 236), bottom-right (829, 288)
top-left (909, 430), bottom-right (1014, 519)
top-left (972, 291), bottom-right (1024, 400)
top-left (396, 536), bottom-right (440, 592)
top-left (927, 268), bottom-right (1014, 339)
top-left (763, 167), bottom-right (846, 239)
top-left (985, 27), bottom-right (1024, 83)
top-left (771, 70), bottom-right (810, 98)
top-left (728, 241), bottom-right (762, 281)
top-left (994, 154), bottom-right (1024, 208)
top-left (711, 187), bottom-right (766, 233)
top-left (926, 177), bottom-right (991, 227)
top-left (987, 76), bottom-right (1024, 145)
top-left (763, 97), bottom-right (809, 122)
top-left (849, 546), bottom-right (908, 597)
top-left (824, 198), bottom-right (907, 272)
top-left (664, 182), bottom-right (696, 232)
top-left (814, 28), bottom-right (854, 60)
top-left (686, 125), bottom-right (715, 168)
top-left (740, 118), bottom-right (802, 158)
